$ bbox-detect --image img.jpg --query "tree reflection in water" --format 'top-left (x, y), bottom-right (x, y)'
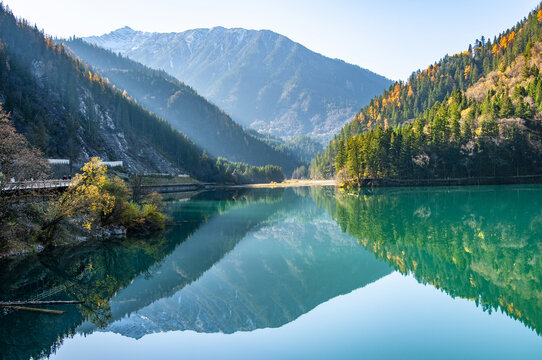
top-left (313, 185), bottom-right (542, 336)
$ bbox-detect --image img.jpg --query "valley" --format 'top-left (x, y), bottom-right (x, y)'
top-left (85, 26), bottom-right (392, 142)
top-left (2, 2), bottom-right (542, 359)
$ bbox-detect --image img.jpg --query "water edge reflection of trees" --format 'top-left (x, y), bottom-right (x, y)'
top-left (312, 186), bottom-right (542, 336)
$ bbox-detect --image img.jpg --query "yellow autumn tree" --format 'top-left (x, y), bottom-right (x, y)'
top-left (492, 43), bottom-right (500, 54)
top-left (508, 31), bottom-right (516, 43)
top-left (41, 157), bottom-right (115, 240)
top-left (464, 65), bottom-right (472, 80)
top-left (499, 36), bottom-right (509, 50)
top-left (407, 84), bottom-right (414, 97)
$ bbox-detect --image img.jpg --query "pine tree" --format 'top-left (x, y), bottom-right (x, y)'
top-left (346, 137), bottom-right (360, 180)
top-left (335, 139), bottom-right (347, 173)
top-left (499, 96), bottom-right (514, 118)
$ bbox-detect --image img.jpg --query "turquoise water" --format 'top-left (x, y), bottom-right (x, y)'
top-left (1, 186), bottom-right (542, 359)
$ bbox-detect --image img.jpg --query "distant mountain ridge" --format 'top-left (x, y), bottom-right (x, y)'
top-left (84, 26), bottom-right (392, 142)
top-left (63, 39), bottom-right (302, 174)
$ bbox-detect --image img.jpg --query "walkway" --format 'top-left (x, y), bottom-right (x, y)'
top-left (1, 179), bottom-right (75, 193)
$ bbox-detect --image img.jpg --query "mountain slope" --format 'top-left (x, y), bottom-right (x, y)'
top-left (84, 27), bottom-right (392, 141)
top-left (63, 39), bottom-right (302, 173)
top-left (312, 3), bottom-right (542, 179)
top-left (0, 6), bottom-right (284, 183)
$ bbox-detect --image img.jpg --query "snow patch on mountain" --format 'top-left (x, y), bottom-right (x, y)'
top-left (85, 27), bottom-right (392, 142)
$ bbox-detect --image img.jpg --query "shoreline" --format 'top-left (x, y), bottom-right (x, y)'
top-left (339, 175), bottom-right (542, 188)
top-left (228, 179), bottom-right (337, 188)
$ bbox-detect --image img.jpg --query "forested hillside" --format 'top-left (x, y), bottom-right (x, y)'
top-left (63, 39), bottom-right (302, 174)
top-left (0, 5), bottom-right (283, 183)
top-left (312, 4), bottom-right (542, 180)
top-left (85, 27), bottom-right (392, 141)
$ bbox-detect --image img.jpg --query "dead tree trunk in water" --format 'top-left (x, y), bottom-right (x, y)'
top-left (3, 305), bottom-right (65, 315)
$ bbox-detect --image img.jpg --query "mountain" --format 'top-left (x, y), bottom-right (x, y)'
top-left (246, 129), bottom-right (324, 165)
top-left (62, 39), bottom-right (302, 173)
top-left (84, 27), bottom-right (392, 142)
top-left (311, 3), bottom-right (542, 180)
top-left (0, 5), bottom-right (284, 183)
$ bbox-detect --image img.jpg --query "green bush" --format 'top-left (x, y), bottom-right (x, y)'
top-left (101, 177), bottom-right (167, 233)
top-left (119, 193), bottom-right (167, 233)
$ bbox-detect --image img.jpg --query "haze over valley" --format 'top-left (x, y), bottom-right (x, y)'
top-left (85, 26), bottom-right (392, 142)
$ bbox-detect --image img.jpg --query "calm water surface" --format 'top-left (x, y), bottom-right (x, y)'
top-left (1, 186), bottom-right (542, 359)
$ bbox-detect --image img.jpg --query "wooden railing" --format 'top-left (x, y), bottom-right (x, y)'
top-left (1, 180), bottom-right (208, 196)
top-left (1, 179), bottom-right (75, 192)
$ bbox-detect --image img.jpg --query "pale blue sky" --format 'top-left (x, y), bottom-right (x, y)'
top-left (4, 0), bottom-right (541, 80)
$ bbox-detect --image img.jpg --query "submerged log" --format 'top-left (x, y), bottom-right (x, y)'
top-left (4, 305), bottom-right (65, 315)
top-left (0, 300), bottom-right (84, 306)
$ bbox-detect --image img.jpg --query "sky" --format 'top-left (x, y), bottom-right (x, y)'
top-left (3, 0), bottom-right (541, 81)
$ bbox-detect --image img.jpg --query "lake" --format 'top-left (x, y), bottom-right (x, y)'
top-left (1, 185), bottom-right (542, 359)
